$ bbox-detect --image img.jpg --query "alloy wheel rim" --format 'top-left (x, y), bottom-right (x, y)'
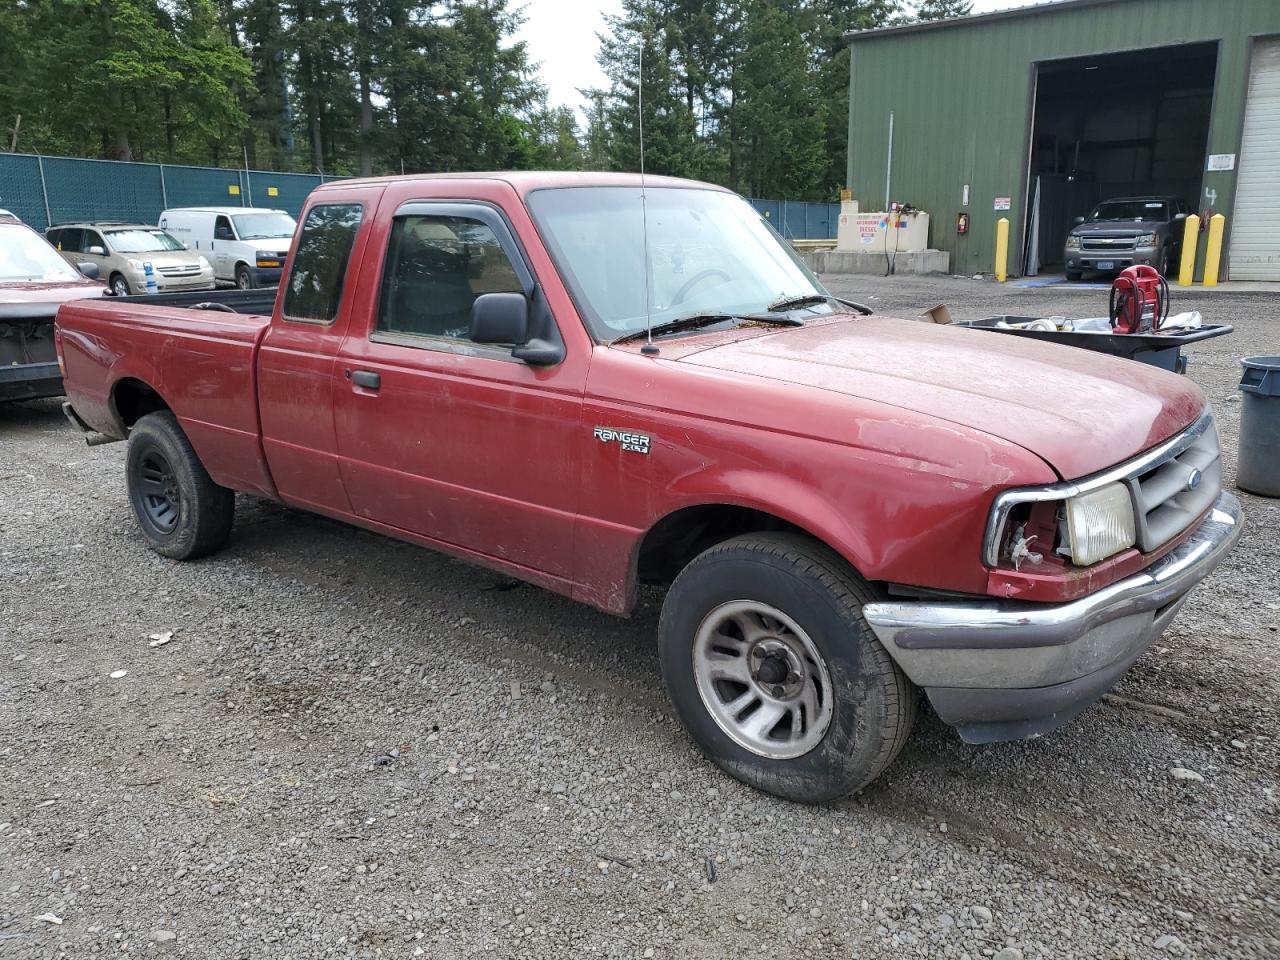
top-left (137, 450), bottom-right (180, 534)
top-left (691, 600), bottom-right (834, 760)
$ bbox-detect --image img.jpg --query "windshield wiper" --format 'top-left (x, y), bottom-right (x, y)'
top-left (613, 312), bottom-right (801, 345)
top-left (768, 293), bottom-right (873, 315)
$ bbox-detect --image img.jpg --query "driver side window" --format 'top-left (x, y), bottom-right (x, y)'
top-left (376, 214), bottom-right (522, 342)
top-left (214, 216), bottom-right (235, 241)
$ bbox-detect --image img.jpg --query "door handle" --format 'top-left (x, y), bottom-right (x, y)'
top-left (348, 369), bottom-right (381, 390)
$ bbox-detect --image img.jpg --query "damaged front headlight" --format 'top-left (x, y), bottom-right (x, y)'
top-left (988, 481), bottom-right (1137, 570)
top-left (1063, 482), bottom-right (1135, 566)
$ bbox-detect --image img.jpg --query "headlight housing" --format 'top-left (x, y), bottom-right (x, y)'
top-left (1063, 483), bottom-right (1136, 566)
top-left (1135, 233), bottom-right (1158, 247)
top-left (127, 258), bottom-right (144, 272)
top-left (197, 255), bottom-right (212, 269)
top-left (1065, 235), bottom-right (1082, 250)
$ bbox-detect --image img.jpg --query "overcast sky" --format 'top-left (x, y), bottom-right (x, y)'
top-left (515, 0), bottom-right (1030, 116)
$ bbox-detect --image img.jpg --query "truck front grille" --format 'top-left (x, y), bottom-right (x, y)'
top-left (1127, 412), bottom-right (1221, 553)
top-left (1082, 237), bottom-right (1138, 252)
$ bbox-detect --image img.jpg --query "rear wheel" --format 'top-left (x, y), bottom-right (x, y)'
top-left (1065, 270), bottom-right (1083, 282)
top-left (126, 411), bottom-right (234, 560)
top-left (235, 264), bottom-right (254, 289)
top-left (658, 533), bottom-right (916, 803)
top-left (110, 273), bottom-right (131, 297)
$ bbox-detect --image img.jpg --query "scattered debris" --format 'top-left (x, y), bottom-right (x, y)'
top-left (34, 913), bottom-right (62, 926)
top-left (109, 669), bottom-right (127, 679)
top-left (1169, 767), bottom-right (1204, 783)
top-left (704, 856), bottom-right (717, 883)
top-left (148, 630), bottom-right (174, 648)
top-left (152, 930), bottom-right (177, 943)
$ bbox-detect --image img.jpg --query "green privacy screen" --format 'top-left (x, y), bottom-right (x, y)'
top-left (0, 153), bottom-right (329, 232)
top-left (0, 153), bottom-right (840, 239)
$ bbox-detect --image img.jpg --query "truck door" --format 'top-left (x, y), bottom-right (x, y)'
top-left (258, 196), bottom-right (372, 515)
top-left (331, 201), bottom-right (586, 581)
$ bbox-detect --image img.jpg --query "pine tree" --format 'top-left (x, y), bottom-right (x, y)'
top-left (914, 0), bottom-right (972, 20)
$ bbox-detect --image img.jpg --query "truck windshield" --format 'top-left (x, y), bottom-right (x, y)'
top-left (526, 186), bottom-right (829, 342)
top-left (232, 212), bottom-right (296, 240)
top-left (1090, 200), bottom-right (1169, 222)
top-left (0, 224), bottom-right (80, 282)
top-left (104, 229), bottom-right (186, 253)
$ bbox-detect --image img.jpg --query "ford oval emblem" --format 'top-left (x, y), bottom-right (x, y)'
top-left (1186, 468), bottom-right (1202, 492)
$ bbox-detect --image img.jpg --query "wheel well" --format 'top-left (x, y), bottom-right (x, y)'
top-left (637, 505), bottom-right (811, 586)
top-left (112, 378), bottom-right (171, 429)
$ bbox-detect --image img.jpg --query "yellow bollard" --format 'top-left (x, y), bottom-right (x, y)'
top-left (1177, 214), bottom-right (1200, 286)
top-left (995, 217), bottom-right (1009, 282)
top-left (1202, 213), bottom-right (1225, 286)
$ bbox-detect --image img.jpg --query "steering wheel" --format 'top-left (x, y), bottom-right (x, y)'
top-left (671, 269), bottom-right (732, 305)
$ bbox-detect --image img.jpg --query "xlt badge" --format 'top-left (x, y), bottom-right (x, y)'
top-left (593, 426), bottom-right (651, 455)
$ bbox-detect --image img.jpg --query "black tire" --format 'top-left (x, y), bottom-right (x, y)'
top-left (126, 411), bottom-right (234, 560)
top-left (658, 532), bottom-right (916, 803)
top-left (235, 264), bottom-right (254, 290)
top-left (110, 273), bottom-right (131, 297)
top-left (1064, 270), bottom-right (1083, 282)
top-left (1158, 248), bottom-right (1172, 279)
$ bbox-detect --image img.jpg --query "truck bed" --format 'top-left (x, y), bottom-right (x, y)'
top-left (111, 286), bottom-right (280, 315)
top-left (56, 295), bottom-right (276, 497)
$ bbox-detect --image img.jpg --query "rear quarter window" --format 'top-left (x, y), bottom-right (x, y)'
top-left (282, 203), bottom-right (363, 324)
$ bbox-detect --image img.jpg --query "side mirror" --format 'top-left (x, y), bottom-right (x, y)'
top-left (86, 245), bottom-right (106, 256)
top-left (470, 292), bottom-right (529, 346)
top-left (1073, 216), bottom-right (1085, 225)
top-left (76, 262), bottom-right (100, 279)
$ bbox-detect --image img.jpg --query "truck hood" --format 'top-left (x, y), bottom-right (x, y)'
top-left (0, 280), bottom-right (104, 311)
top-left (677, 316), bottom-right (1205, 480)
top-left (1070, 219), bottom-right (1166, 237)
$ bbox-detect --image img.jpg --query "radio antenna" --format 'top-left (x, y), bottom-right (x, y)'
top-left (638, 35), bottom-right (658, 357)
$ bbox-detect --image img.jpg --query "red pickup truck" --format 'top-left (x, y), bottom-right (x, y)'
top-left (56, 173), bottom-right (1242, 802)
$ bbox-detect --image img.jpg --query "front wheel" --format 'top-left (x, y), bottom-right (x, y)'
top-left (1064, 270), bottom-right (1083, 282)
top-left (110, 273), bottom-right (131, 297)
top-left (658, 533), bottom-right (916, 803)
top-left (235, 264), bottom-right (254, 289)
top-left (126, 411), bottom-right (234, 560)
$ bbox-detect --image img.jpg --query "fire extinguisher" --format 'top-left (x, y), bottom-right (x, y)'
top-left (1109, 265), bottom-right (1169, 334)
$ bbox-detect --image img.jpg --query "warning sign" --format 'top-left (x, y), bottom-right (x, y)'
top-left (994, 196), bottom-right (1011, 211)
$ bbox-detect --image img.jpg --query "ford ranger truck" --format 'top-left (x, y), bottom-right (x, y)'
top-left (54, 173), bottom-right (1242, 803)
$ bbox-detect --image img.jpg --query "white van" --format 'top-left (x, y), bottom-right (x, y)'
top-left (157, 207), bottom-right (297, 289)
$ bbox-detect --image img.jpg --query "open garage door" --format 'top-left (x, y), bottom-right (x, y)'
top-left (1230, 38), bottom-right (1280, 281)
top-left (1025, 43), bottom-right (1216, 276)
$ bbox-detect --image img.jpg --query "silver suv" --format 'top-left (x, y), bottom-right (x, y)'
top-left (1063, 197), bottom-right (1190, 281)
top-left (46, 222), bottom-right (215, 296)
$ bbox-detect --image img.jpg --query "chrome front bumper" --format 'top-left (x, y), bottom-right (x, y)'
top-left (863, 492), bottom-right (1242, 742)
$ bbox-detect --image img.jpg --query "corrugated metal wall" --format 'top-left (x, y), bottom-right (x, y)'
top-left (846, 0), bottom-right (1280, 276)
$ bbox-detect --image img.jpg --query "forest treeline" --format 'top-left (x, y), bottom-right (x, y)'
top-left (0, 0), bottom-right (970, 199)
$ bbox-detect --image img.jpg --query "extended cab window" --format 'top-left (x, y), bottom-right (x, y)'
top-left (376, 215), bottom-right (521, 342)
top-left (282, 203), bottom-right (363, 324)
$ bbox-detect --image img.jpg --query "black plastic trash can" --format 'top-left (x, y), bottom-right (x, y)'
top-left (1238, 356), bottom-right (1280, 498)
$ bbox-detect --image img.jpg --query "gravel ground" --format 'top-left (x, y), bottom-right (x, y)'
top-left (1, 276), bottom-right (1277, 960)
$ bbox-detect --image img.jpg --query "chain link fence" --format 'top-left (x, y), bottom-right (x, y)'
top-left (0, 153), bottom-right (328, 233)
top-left (0, 153), bottom-right (839, 239)
top-left (748, 198), bottom-right (840, 240)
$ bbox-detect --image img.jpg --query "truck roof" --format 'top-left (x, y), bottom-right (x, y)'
top-left (312, 171), bottom-right (728, 197)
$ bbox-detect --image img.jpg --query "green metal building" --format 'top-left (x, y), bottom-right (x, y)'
top-left (844, 0), bottom-right (1280, 280)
